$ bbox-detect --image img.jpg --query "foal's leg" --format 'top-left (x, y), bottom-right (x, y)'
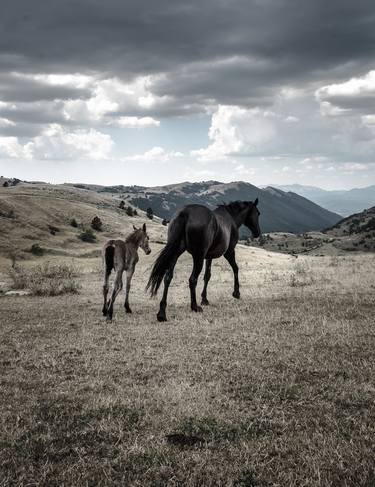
top-left (201, 258), bottom-right (212, 305)
top-left (189, 255), bottom-right (204, 312)
top-left (102, 267), bottom-right (111, 316)
top-left (107, 269), bottom-right (124, 321)
top-left (224, 250), bottom-right (240, 299)
top-left (157, 253), bottom-right (181, 322)
top-left (124, 267), bottom-right (134, 314)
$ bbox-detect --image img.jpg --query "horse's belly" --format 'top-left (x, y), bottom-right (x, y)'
top-left (206, 241), bottom-right (229, 259)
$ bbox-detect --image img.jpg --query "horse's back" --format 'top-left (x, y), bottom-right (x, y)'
top-left (169, 204), bottom-right (216, 255)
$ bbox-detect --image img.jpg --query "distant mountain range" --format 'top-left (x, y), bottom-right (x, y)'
top-left (271, 184), bottom-right (375, 216)
top-left (105, 180), bottom-right (341, 234)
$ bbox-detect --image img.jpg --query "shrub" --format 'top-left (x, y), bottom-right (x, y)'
top-left (30, 243), bottom-right (44, 256)
top-left (78, 228), bottom-right (97, 243)
top-left (126, 206), bottom-right (134, 216)
top-left (133, 209), bottom-right (138, 216)
top-left (91, 216), bottom-right (103, 231)
top-left (3, 181), bottom-right (9, 187)
top-left (162, 219), bottom-right (169, 226)
top-left (146, 207), bottom-right (154, 220)
top-left (70, 218), bottom-right (78, 228)
top-left (9, 262), bottom-right (80, 296)
top-left (48, 224), bottom-right (60, 235)
top-left (119, 200), bottom-right (125, 209)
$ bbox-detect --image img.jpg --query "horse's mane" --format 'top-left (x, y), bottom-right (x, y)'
top-left (125, 228), bottom-right (141, 244)
top-left (217, 200), bottom-right (247, 214)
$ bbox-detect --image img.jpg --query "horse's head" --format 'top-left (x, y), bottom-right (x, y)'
top-left (133, 223), bottom-right (151, 254)
top-left (244, 199), bottom-right (261, 238)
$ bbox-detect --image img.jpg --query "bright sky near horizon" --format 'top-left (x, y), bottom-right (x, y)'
top-left (1, 1), bottom-right (375, 190)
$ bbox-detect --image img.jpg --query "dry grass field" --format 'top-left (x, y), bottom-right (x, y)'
top-left (1, 243), bottom-right (375, 486)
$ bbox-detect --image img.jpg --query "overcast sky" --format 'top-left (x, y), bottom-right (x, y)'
top-left (1, 0), bottom-right (375, 189)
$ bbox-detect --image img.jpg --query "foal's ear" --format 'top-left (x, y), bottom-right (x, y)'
top-left (142, 223), bottom-right (146, 232)
top-left (133, 224), bottom-right (138, 231)
top-left (254, 198), bottom-right (259, 206)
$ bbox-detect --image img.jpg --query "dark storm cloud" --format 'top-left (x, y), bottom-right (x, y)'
top-left (1, 0), bottom-right (375, 108)
top-left (0, 73), bottom-right (91, 102)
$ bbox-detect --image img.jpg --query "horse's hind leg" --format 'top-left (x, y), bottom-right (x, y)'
top-left (102, 268), bottom-right (111, 316)
top-left (189, 255), bottom-right (204, 313)
top-left (107, 269), bottom-right (123, 321)
top-left (157, 251), bottom-right (182, 322)
top-left (201, 258), bottom-right (212, 305)
top-left (124, 267), bottom-right (134, 314)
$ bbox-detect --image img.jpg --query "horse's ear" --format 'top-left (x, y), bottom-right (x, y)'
top-left (254, 198), bottom-right (259, 206)
top-left (142, 223), bottom-right (146, 232)
top-left (133, 224), bottom-right (137, 230)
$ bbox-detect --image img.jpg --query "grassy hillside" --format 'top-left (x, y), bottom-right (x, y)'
top-left (1, 245), bottom-right (374, 485)
top-left (0, 183), bottom-right (166, 261)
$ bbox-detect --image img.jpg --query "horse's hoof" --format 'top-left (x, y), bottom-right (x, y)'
top-left (201, 298), bottom-right (209, 306)
top-left (192, 306), bottom-right (203, 313)
top-left (102, 309), bottom-right (107, 316)
top-left (232, 291), bottom-right (240, 299)
top-left (106, 316), bottom-right (112, 322)
top-left (125, 307), bottom-right (132, 314)
top-left (157, 313), bottom-right (167, 322)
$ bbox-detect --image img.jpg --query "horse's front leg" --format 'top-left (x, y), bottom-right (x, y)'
top-left (224, 250), bottom-right (240, 299)
top-left (201, 258), bottom-right (212, 305)
top-left (124, 267), bottom-right (134, 314)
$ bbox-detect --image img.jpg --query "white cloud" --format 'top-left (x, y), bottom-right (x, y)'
top-left (316, 70), bottom-right (375, 116)
top-left (116, 116), bottom-right (160, 128)
top-left (0, 124), bottom-right (113, 160)
top-left (0, 137), bottom-right (26, 158)
top-left (191, 105), bottom-right (275, 161)
top-left (284, 115), bottom-right (299, 123)
top-left (0, 117), bottom-right (15, 127)
top-left (122, 146), bottom-right (183, 163)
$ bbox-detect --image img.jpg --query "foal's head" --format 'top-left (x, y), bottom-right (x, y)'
top-left (133, 223), bottom-right (151, 255)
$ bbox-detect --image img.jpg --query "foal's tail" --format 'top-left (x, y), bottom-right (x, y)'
top-left (103, 241), bottom-right (115, 275)
top-left (147, 213), bottom-right (186, 296)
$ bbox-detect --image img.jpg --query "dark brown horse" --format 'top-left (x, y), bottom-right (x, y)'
top-left (147, 200), bottom-right (260, 321)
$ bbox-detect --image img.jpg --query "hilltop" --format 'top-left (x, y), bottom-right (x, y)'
top-left (0, 182), bottom-right (165, 261)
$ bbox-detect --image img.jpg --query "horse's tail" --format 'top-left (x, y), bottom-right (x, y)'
top-left (147, 213), bottom-right (186, 296)
top-left (103, 241), bottom-right (115, 275)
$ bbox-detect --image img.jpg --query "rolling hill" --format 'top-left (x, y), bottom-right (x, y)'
top-left (0, 182), bottom-right (165, 260)
top-left (274, 184), bottom-right (375, 216)
top-left (323, 206), bottom-right (375, 252)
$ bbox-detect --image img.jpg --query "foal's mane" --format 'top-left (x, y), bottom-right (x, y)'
top-left (125, 228), bottom-right (141, 244)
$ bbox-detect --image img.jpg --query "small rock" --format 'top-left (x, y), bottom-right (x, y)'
top-left (4, 289), bottom-right (31, 296)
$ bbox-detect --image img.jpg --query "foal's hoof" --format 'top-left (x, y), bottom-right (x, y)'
top-left (192, 305), bottom-right (203, 313)
top-left (201, 298), bottom-right (209, 306)
top-left (125, 307), bottom-right (132, 314)
top-left (157, 313), bottom-right (167, 322)
top-left (232, 291), bottom-right (240, 299)
top-left (106, 315), bottom-right (113, 322)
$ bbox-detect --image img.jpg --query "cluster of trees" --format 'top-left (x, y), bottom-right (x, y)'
top-left (119, 200), bottom-right (138, 216)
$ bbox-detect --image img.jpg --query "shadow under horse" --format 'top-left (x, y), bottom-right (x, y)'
top-left (147, 199), bottom-right (261, 321)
